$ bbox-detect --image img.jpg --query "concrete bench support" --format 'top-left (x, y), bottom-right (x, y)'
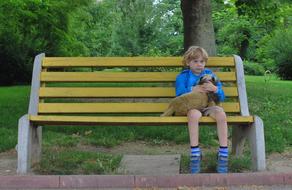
top-left (232, 116), bottom-right (266, 171)
top-left (17, 115), bottom-right (42, 174)
top-left (17, 53), bottom-right (44, 174)
top-left (232, 55), bottom-right (266, 171)
top-left (248, 115), bottom-right (266, 171)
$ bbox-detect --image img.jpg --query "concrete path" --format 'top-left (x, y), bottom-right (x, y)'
top-left (0, 172), bottom-right (292, 189)
top-left (117, 154), bottom-right (181, 175)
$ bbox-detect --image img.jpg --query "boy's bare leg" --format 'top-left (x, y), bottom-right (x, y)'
top-left (210, 110), bottom-right (228, 146)
top-left (187, 109), bottom-right (202, 146)
top-left (188, 109), bottom-right (202, 173)
top-left (210, 110), bottom-right (229, 173)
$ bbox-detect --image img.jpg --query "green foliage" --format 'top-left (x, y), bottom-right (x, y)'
top-left (255, 35), bottom-right (277, 72)
top-left (213, 0), bottom-right (292, 79)
top-left (36, 148), bottom-right (122, 175)
top-left (235, 0), bottom-right (282, 31)
top-left (110, 0), bottom-right (155, 56)
top-left (1, 0), bottom-right (292, 83)
top-left (0, 86), bottom-right (29, 151)
top-left (108, 0), bottom-right (183, 56)
top-left (0, 128), bottom-right (16, 152)
top-left (264, 28), bottom-right (292, 80)
top-left (246, 76), bottom-right (292, 152)
top-left (68, 0), bottom-right (118, 56)
top-left (213, 7), bottom-right (259, 59)
top-left (229, 154), bottom-right (252, 172)
top-left (243, 61), bottom-right (265, 76)
top-left (0, 0), bottom-right (91, 85)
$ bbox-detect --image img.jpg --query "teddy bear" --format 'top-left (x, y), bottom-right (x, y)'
top-left (160, 74), bottom-right (219, 116)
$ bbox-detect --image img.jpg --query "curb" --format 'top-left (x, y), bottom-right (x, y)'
top-left (0, 172), bottom-right (292, 188)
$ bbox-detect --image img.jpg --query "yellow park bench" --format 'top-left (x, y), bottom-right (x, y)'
top-left (17, 54), bottom-right (266, 174)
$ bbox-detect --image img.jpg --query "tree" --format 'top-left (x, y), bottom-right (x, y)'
top-left (234, 0), bottom-right (280, 59)
top-left (110, 0), bottom-right (160, 56)
top-left (0, 0), bottom-right (91, 85)
top-left (181, 0), bottom-right (216, 55)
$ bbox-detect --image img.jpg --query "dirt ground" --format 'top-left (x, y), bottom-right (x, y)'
top-left (0, 142), bottom-right (291, 175)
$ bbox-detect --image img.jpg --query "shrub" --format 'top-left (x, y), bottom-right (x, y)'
top-left (0, 1), bottom-right (91, 85)
top-left (243, 61), bottom-right (265, 76)
top-left (263, 27), bottom-right (292, 80)
top-left (214, 11), bottom-right (258, 59)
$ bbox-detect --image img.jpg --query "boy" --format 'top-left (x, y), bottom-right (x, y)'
top-left (176, 46), bottom-right (228, 173)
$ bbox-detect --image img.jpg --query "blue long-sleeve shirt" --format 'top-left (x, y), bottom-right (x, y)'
top-left (175, 69), bottom-right (225, 102)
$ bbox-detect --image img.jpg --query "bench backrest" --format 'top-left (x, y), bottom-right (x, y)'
top-left (29, 54), bottom-right (249, 117)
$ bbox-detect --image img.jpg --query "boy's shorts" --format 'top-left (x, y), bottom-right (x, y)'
top-left (201, 106), bottom-right (224, 117)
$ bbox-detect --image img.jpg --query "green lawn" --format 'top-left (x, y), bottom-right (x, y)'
top-left (0, 76), bottom-right (291, 173)
top-left (246, 76), bottom-right (292, 152)
top-left (0, 86), bottom-right (30, 152)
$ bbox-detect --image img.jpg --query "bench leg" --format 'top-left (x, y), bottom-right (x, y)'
top-left (232, 116), bottom-right (266, 171)
top-left (17, 114), bottom-right (42, 174)
top-left (247, 115), bottom-right (266, 171)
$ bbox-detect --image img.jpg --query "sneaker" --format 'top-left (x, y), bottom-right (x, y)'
top-left (217, 154), bottom-right (228, 173)
top-left (190, 155), bottom-right (201, 174)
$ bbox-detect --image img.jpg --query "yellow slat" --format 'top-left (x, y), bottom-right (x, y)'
top-left (38, 102), bottom-right (240, 113)
top-left (40, 72), bottom-right (236, 82)
top-left (39, 87), bottom-right (238, 98)
top-left (42, 57), bottom-right (235, 67)
top-left (29, 115), bottom-right (254, 125)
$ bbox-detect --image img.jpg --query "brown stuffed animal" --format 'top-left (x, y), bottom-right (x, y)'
top-left (161, 75), bottom-right (219, 116)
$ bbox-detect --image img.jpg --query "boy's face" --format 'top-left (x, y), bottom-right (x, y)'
top-left (187, 55), bottom-right (206, 75)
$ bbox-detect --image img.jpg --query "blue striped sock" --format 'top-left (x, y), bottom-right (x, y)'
top-left (191, 146), bottom-right (201, 157)
top-left (217, 146), bottom-right (228, 173)
top-left (190, 146), bottom-right (201, 173)
top-left (218, 146), bottom-right (228, 157)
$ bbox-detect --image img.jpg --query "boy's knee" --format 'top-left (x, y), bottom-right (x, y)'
top-left (188, 109), bottom-right (202, 120)
top-left (215, 111), bottom-right (227, 123)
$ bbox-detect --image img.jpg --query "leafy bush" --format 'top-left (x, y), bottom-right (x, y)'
top-left (0, 0), bottom-right (91, 85)
top-left (243, 61), bottom-right (265, 76)
top-left (214, 9), bottom-right (258, 59)
top-left (259, 27), bottom-right (292, 80)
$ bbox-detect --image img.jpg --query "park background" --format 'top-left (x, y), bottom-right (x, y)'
top-left (0, 0), bottom-right (291, 174)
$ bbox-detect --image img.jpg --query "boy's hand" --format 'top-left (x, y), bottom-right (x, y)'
top-left (192, 85), bottom-right (208, 93)
top-left (192, 85), bottom-right (207, 93)
top-left (202, 81), bottom-right (217, 92)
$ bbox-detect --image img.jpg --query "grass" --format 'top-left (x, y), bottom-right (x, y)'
top-left (0, 86), bottom-right (30, 152)
top-left (245, 75), bottom-right (292, 152)
top-left (35, 147), bottom-right (122, 175)
top-left (0, 75), bottom-right (291, 174)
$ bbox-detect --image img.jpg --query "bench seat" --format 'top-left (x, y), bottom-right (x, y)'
top-left (29, 115), bottom-right (254, 125)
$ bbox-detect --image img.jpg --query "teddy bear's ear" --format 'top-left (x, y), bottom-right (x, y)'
top-left (199, 76), bottom-right (204, 82)
top-left (197, 76), bottom-right (204, 85)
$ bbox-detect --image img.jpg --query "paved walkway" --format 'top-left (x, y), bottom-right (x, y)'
top-left (1, 152), bottom-right (292, 189)
top-left (0, 172), bottom-right (292, 189)
top-left (117, 154), bottom-right (181, 175)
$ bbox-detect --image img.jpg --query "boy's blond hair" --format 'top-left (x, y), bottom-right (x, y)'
top-left (182, 46), bottom-right (208, 67)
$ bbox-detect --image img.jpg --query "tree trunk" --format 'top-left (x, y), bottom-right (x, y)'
top-left (181, 0), bottom-right (216, 55)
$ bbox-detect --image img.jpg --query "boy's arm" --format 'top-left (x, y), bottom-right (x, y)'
top-left (175, 74), bottom-right (188, 96)
top-left (207, 70), bottom-right (225, 101)
top-left (214, 79), bottom-right (225, 102)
